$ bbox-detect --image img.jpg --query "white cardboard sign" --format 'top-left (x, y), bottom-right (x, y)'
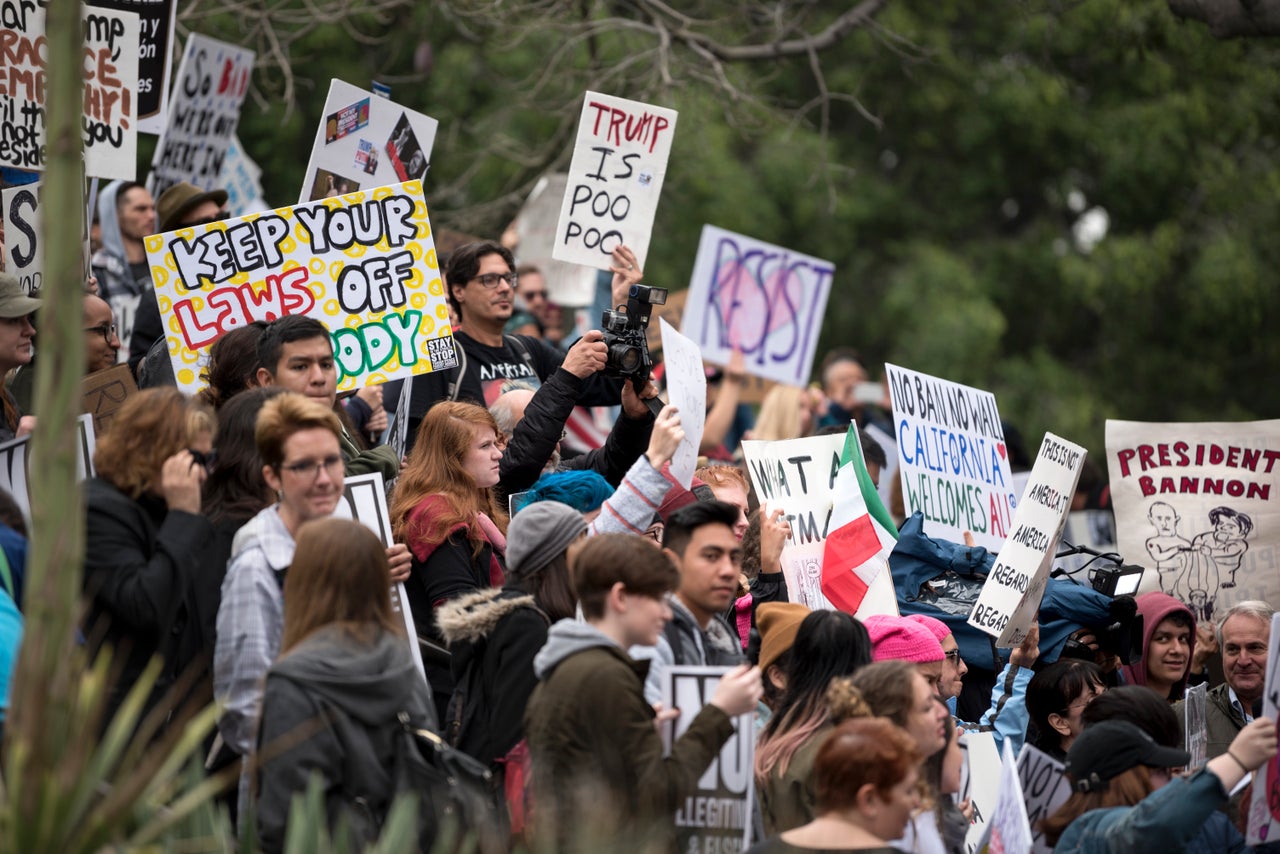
top-left (658, 318), bottom-right (706, 489)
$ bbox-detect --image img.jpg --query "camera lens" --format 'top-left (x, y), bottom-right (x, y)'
top-left (609, 343), bottom-right (643, 374)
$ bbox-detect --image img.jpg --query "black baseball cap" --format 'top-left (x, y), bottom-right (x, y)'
top-left (1065, 720), bottom-right (1190, 793)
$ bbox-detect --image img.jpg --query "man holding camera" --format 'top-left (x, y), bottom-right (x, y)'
top-left (401, 240), bottom-right (657, 487)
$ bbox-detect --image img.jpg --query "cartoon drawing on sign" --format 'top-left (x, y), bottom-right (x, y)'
top-left (1146, 501), bottom-right (1191, 594)
top-left (1193, 506), bottom-right (1252, 591)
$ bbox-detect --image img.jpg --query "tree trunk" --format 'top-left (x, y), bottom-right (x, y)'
top-left (7, 0), bottom-right (88, 823)
top-left (1168, 0), bottom-right (1280, 37)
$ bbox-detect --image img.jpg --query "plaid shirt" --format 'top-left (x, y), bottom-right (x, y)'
top-left (213, 505), bottom-right (295, 757)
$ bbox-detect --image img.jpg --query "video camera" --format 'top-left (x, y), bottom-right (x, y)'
top-left (1052, 545), bottom-right (1146, 666)
top-left (601, 283), bottom-right (666, 399)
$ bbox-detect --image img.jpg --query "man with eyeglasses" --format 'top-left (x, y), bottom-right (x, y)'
top-left (127, 181), bottom-right (229, 376)
top-left (398, 241), bottom-right (656, 478)
top-left (84, 294), bottom-right (122, 374)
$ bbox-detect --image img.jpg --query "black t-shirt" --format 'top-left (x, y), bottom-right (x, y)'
top-left (745, 840), bottom-right (905, 854)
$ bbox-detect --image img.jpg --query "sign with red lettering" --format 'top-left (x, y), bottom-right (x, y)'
top-left (0, 1), bottom-right (139, 179)
top-left (1106, 419), bottom-right (1280, 617)
top-left (553, 91), bottom-right (677, 271)
top-left (147, 33), bottom-right (253, 198)
top-left (886, 364), bottom-right (1016, 553)
top-left (681, 225), bottom-right (834, 387)
top-left (143, 180), bottom-right (458, 395)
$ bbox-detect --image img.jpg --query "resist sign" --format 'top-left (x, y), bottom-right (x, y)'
top-left (144, 180), bottom-right (458, 394)
top-left (681, 224), bottom-right (834, 386)
top-left (553, 91), bottom-right (676, 271)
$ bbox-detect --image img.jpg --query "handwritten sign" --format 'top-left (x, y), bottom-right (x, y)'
top-left (87, 0), bottom-right (177, 134)
top-left (886, 364), bottom-right (1015, 553)
top-left (969, 433), bottom-right (1086, 646)
top-left (298, 80), bottom-right (438, 205)
top-left (553, 92), bottom-right (676, 271)
top-left (658, 318), bottom-right (706, 488)
top-left (962, 731), bottom-right (1002, 854)
top-left (1106, 419), bottom-right (1280, 620)
top-left (143, 180), bottom-right (458, 394)
top-left (1245, 613), bottom-right (1280, 845)
top-left (0, 3), bottom-right (139, 179)
top-left (1016, 743), bottom-right (1071, 854)
top-left (741, 432), bottom-right (897, 618)
top-left (334, 472), bottom-right (426, 683)
top-left (2, 180), bottom-right (40, 293)
top-left (649, 289), bottom-right (774, 405)
top-left (976, 739), bottom-right (1032, 854)
top-left (0, 414), bottom-right (96, 523)
top-left (512, 174), bottom-right (598, 306)
top-left (661, 666), bottom-right (753, 852)
top-left (147, 33), bottom-right (254, 197)
top-left (219, 135), bottom-right (268, 217)
top-left (681, 225), bottom-right (834, 387)
top-left (81, 363), bottom-right (137, 437)
top-left (1184, 682), bottom-right (1207, 770)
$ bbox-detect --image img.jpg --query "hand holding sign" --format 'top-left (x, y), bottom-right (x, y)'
top-left (645, 406), bottom-right (685, 470)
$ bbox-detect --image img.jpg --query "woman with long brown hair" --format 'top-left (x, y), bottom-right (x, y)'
top-left (255, 517), bottom-right (433, 853)
top-left (391, 400), bottom-right (507, 717)
top-left (83, 388), bottom-right (216, 725)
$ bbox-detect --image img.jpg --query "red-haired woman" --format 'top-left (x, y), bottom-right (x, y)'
top-left (391, 401), bottom-right (507, 717)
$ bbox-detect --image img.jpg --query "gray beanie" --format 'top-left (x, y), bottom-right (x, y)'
top-left (506, 500), bottom-right (587, 580)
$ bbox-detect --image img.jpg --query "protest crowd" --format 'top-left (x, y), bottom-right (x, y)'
top-left (2, 15), bottom-right (1280, 854)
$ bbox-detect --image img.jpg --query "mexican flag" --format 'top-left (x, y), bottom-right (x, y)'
top-left (821, 425), bottom-right (899, 614)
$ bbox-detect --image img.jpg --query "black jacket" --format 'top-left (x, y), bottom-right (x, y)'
top-left (82, 477), bottom-right (215, 724)
top-left (499, 365), bottom-right (653, 497)
top-left (437, 587), bottom-right (548, 767)
top-left (255, 625), bottom-right (435, 853)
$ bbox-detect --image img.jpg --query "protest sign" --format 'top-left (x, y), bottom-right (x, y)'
top-left (660, 666), bottom-right (753, 852)
top-left (886, 364), bottom-right (1016, 553)
top-left (681, 225), bottom-right (834, 387)
top-left (0, 3), bottom-right (139, 179)
top-left (1016, 743), bottom-right (1071, 854)
top-left (962, 731), bottom-right (1001, 854)
top-left (553, 92), bottom-right (676, 271)
top-left (219, 135), bottom-right (268, 217)
top-left (335, 472), bottom-right (427, 683)
top-left (2, 180), bottom-right (41, 293)
top-left (1106, 419), bottom-right (1280, 620)
top-left (143, 180), bottom-right (458, 395)
top-left (1245, 613), bottom-right (1280, 845)
top-left (969, 433), bottom-right (1086, 646)
top-left (298, 80), bottom-right (438, 205)
top-left (81, 363), bottom-right (137, 437)
top-left (1184, 681), bottom-right (1207, 769)
top-left (0, 414), bottom-right (95, 522)
top-left (147, 34), bottom-right (254, 197)
top-left (648, 288), bottom-right (773, 404)
top-left (658, 318), bottom-right (706, 488)
top-left (512, 174), bottom-right (599, 307)
top-left (741, 432), bottom-right (898, 618)
top-left (976, 740), bottom-right (1032, 854)
top-left (381, 378), bottom-right (412, 471)
top-left (87, 0), bottom-right (176, 134)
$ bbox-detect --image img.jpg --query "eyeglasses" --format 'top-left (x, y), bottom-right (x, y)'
top-left (522, 289), bottom-right (547, 301)
top-left (943, 650), bottom-right (962, 663)
top-left (186, 210), bottom-right (231, 226)
top-left (470, 272), bottom-right (518, 289)
top-left (84, 322), bottom-right (118, 343)
top-left (188, 448), bottom-right (217, 471)
top-left (281, 454), bottom-right (344, 481)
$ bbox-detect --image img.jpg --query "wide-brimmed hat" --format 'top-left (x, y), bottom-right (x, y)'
top-left (1065, 720), bottom-right (1191, 792)
top-left (157, 182), bottom-right (229, 232)
top-left (0, 273), bottom-right (41, 319)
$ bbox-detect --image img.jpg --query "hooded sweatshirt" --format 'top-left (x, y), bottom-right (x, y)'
top-left (91, 180), bottom-right (153, 357)
top-left (255, 625), bottom-right (435, 853)
top-left (525, 619), bottom-right (735, 852)
top-left (1121, 591), bottom-right (1196, 701)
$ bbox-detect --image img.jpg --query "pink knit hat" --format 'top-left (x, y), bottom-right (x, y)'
top-left (864, 614), bottom-right (945, 663)
top-left (905, 613), bottom-right (953, 644)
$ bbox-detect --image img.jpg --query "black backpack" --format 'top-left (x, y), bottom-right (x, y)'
top-left (391, 711), bottom-right (506, 853)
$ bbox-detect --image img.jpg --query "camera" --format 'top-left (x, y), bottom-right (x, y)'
top-left (601, 284), bottom-right (666, 386)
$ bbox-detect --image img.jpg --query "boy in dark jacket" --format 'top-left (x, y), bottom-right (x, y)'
top-left (524, 533), bottom-right (761, 852)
